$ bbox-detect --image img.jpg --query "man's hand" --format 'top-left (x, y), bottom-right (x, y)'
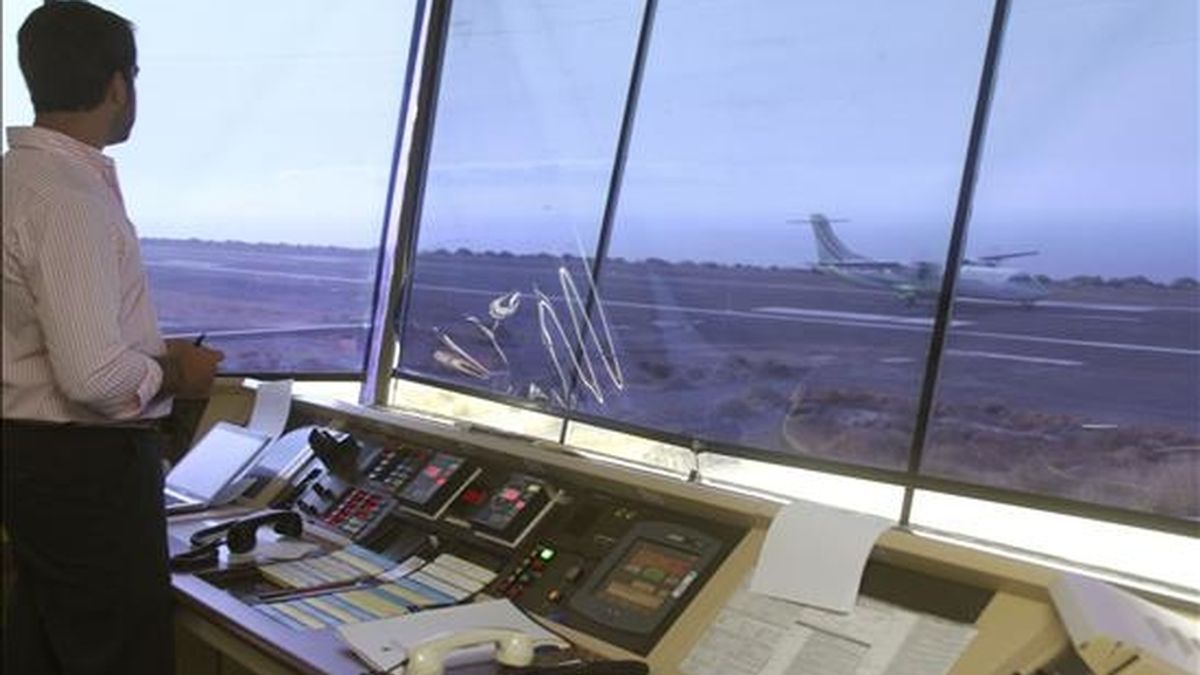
top-left (157, 339), bottom-right (224, 399)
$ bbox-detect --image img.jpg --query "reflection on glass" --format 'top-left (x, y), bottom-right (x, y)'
top-left (577, 0), bottom-right (993, 469)
top-left (564, 421), bottom-right (695, 476)
top-left (397, 0), bottom-right (644, 405)
top-left (429, 266), bottom-right (625, 407)
top-left (925, 0), bottom-right (1199, 519)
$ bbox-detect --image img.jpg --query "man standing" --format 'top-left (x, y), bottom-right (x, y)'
top-left (2, 3), bottom-right (224, 673)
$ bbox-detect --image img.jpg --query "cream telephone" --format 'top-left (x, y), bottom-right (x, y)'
top-left (405, 629), bottom-right (649, 675)
top-left (337, 599), bottom-right (569, 674)
top-left (405, 629), bottom-right (536, 675)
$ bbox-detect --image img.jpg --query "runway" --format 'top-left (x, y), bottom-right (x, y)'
top-left (142, 242), bottom-right (1198, 436)
top-left (402, 253), bottom-right (1199, 434)
top-left (141, 242), bottom-right (1199, 516)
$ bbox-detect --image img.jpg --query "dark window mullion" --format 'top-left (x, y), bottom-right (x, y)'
top-left (560, 0), bottom-right (660, 445)
top-left (373, 0), bottom-right (455, 405)
top-left (361, 0), bottom-right (436, 404)
top-left (900, 0), bottom-right (1013, 525)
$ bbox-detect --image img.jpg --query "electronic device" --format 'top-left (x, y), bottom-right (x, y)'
top-left (469, 473), bottom-right (551, 543)
top-left (569, 521), bottom-right (723, 635)
top-left (396, 452), bottom-right (478, 517)
top-left (317, 486), bottom-right (395, 539)
top-left (308, 428), bottom-right (362, 478)
top-left (178, 425), bottom-right (744, 658)
top-left (164, 421), bottom-right (272, 515)
top-left (237, 425), bottom-right (319, 504)
top-left (170, 509), bottom-right (303, 570)
top-left (367, 445), bottom-right (430, 491)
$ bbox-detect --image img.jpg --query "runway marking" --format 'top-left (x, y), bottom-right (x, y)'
top-left (957, 330), bottom-right (1200, 357)
top-left (145, 261), bottom-right (371, 285)
top-left (418, 261), bottom-right (902, 296)
top-left (944, 349), bottom-right (1083, 367)
top-left (163, 323), bottom-right (368, 340)
top-left (1043, 313), bottom-right (1142, 324)
top-left (754, 306), bottom-right (973, 328)
top-left (1034, 300), bottom-right (1155, 313)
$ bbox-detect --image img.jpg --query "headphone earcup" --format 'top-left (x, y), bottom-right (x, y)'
top-left (225, 522), bottom-right (257, 553)
top-left (272, 511), bottom-right (303, 538)
top-left (169, 539), bottom-right (220, 571)
top-left (189, 520), bottom-right (233, 548)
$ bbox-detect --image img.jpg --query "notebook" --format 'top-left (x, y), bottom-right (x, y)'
top-left (164, 421), bottom-right (272, 515)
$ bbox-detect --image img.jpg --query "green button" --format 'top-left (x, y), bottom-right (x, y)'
top-left (539, 547), bottom-right (556, 561)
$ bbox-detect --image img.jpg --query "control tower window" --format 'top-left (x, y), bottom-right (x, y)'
top-left (2, 1), bottom-right (418, 376)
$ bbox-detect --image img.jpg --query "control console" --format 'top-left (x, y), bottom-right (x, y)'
top-left (216, 424), bottom-right (746, 655)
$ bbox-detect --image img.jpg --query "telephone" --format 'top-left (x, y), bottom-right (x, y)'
top-left (406, 628), bottom-right (536, 675)
top-left (169, 509), bottom-right (303, 570)
top-left (406, 630), bottom-right (650, 675)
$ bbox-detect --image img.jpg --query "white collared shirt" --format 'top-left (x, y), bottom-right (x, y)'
top-left (3, 125), bottom-right (169, 423)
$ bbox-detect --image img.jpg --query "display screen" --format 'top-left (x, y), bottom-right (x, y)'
top-left (397, 453), bottom-right (465, 506)
top-left (596, 540), bottom-right (700, 614)
top-left (470, 474), bottom-right (546, 533)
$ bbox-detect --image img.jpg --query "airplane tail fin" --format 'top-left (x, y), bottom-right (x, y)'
top-left (806, 214), bottom-right (864, 264)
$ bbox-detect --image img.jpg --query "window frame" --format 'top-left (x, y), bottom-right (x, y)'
top-left (366, 0), bottom-right (1198, 542)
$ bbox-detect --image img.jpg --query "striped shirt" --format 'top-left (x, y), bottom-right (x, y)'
top-left (2, 125), bottom-right (169, 424)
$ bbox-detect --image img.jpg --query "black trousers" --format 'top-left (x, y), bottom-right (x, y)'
top-left (2, 422), bottom-right (174, 675)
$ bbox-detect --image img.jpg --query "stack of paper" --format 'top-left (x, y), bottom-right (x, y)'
top-left (681, 587), bottom-right (977, 675)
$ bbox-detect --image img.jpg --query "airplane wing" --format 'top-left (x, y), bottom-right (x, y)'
top-left (819, 260), bottom-right (908, 271)
top-left (970, 250), bottom-right (1039, 266)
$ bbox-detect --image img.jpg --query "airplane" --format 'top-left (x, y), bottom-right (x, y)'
top-left (792, 214), bottom-right (1049, 305)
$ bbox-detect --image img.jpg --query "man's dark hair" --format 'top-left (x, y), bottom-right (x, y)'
top-left (18, 2), bottom-right (136, 114)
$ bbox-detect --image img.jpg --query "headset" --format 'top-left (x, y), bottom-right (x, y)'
top-left (169, 509), bottom-right (302, 571)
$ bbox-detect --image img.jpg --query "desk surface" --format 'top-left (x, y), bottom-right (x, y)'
top-left (174, 572), bottom-right (370, 674)
top-left (173, 570), bottom-right (594, 675)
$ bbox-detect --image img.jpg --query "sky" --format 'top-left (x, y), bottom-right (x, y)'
top-left (3, 0), bottom-right (1197, 280)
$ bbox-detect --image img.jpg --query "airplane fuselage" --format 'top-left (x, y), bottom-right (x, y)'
top-left (816, 262), bottom-right (1048, 303)
top-left (802, 215), bottom-right (1048, 304)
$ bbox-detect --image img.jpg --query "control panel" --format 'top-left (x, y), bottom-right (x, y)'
top-left (209, 426), bottom-right (746, 656)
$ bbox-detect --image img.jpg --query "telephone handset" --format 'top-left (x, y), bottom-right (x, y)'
top-left (405, 628), bottom-right (535, 675)
top-left (407, 631), bottom-right (651, 675)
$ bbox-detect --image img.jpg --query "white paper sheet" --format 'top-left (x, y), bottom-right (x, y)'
top-left (682, 586), bottom-right (977, 675)
top-left (1050, 572), bottom-right (1200, 675)
top-left (337, 599), bottom-right (567, 673)
top-left (750, 500), bottom-right (893, 613)
top-left (247, 379), bottom-right (293, 440)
